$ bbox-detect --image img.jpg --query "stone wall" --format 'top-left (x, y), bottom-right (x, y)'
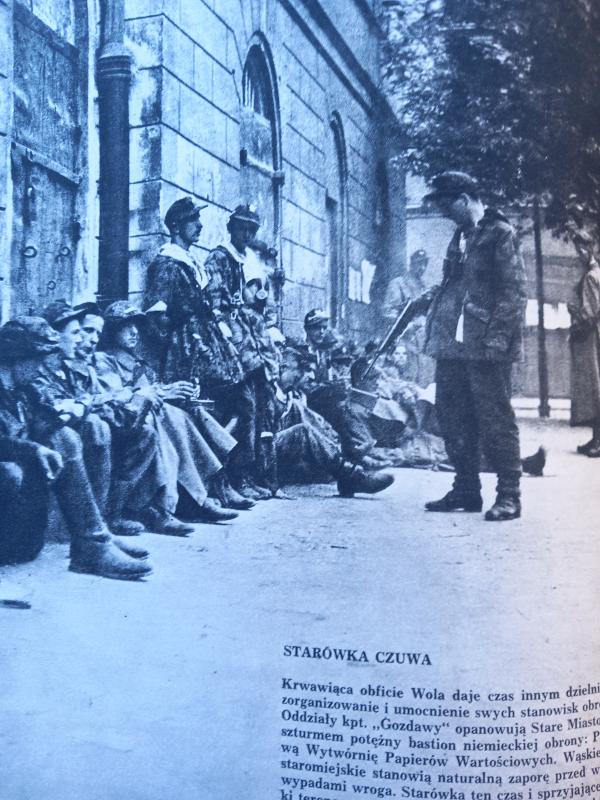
top-left (0, 0), bottom-right (13, 321)
top-left (125, 0), bottom-right (403, 339)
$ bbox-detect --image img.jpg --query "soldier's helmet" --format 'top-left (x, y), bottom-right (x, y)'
top-left (303, 308), bottom-right (330, 329)
top-left (41, 299), bottom-right (87, 330)
top-left (103, 301), bottom-right (146, 324)
top-left (0, 316), bottom-right (61, 360)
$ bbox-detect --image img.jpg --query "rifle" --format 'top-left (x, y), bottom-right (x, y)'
top-left (357, 299), bottom-right (417, 384)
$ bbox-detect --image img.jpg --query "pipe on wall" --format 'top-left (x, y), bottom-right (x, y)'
top-left (97, 0), bottom-right (131, 302)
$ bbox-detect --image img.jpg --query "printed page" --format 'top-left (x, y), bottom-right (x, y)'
top-left (0, 0), bottom-right (599, 799)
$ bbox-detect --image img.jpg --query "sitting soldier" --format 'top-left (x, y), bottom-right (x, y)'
top-left (0, 317), bottom-right (151, 580)
top-left (95, 301), bottom-right (243, 523)
top-left (203, 204), bottom-right (272, 500)
top-left (303, 309), bottom-right (385, 465)
top-left (38, 300), bottom-right (195, 536)
top-left (275, 342), bottom-right (394, 497)
top-left (235, 275), bottom-right (282, 494)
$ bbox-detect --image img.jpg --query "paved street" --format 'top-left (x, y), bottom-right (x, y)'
top-left (1, 418), bottom-right (599, 800)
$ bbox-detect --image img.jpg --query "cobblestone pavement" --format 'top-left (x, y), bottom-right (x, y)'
top-left (1, 418), bottom-right (599, 800)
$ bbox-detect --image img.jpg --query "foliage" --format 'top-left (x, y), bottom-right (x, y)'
top-left (381, 0), bottom-right (600, 238)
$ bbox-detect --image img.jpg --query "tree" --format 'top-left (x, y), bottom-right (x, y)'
top-left (381, 0), bottom-right (600, 414)
top-left (383, 0), bottom-right (600, 220)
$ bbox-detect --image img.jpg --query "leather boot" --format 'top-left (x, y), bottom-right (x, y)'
top-left (107, 517), bottom-right (145, 536)
top-left (337, 463), bottom-right (394, 498)
top-left (257, 434), bottom-right (279, 496)
top-left (484, 494), bottom-right (521, 521)
top-left (577, 439), bottom-right (595, 454)
top-left (213, 471), bottom-right (255, 510)
top-left (235, 477), bottom-right (272, 500)
top-left (485, 471), bottom-right (521, 520)
top-left (70, 533), bottom-right (152, 580)
top-left (249, 481), bottom-right (273, 500)
top-left (521, 446), bottom-right (546, 476)
top-left (425, 489), bottom-right (483, 512)
top-left (234, 480), bottom-right (263, 501)
top-left (113, 538), bottom-right (149, 560)
top-left (141, 507), bottom-right (195, 536)
top-left (192, 497), bottom-right (239, 523)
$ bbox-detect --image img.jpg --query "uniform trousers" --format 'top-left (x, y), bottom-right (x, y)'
top-left (435, 358), bottom-right (521, 495)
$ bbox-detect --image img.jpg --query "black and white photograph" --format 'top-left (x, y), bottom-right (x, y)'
top-left (1, 1), bottom-right (600, 798)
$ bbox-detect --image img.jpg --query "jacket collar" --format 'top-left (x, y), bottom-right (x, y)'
top-left (159, 242), bottom-right (208, 288)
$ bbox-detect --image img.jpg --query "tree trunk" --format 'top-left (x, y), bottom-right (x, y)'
top-left (533, 197), bottom-right (550, 417)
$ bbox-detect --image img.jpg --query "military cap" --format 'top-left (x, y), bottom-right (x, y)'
top-left (164, 196), bottom-right (207, 230)
top-left (229, 204), bottom-right (261, 228)
top-left (410, 249), bottom-right (429, 263)
top-left (74, 300), bottom-right (102, 317)
top-left (423, 171), bottom-right (480, 203)
top-left (0, 316), bottom-right (60, 360)
top-left (303, 308), bottom-right (330, 329)
top-left (103, 300), bottom-right (146, 323)
top-left (42, 299), bottom-right (87, 329)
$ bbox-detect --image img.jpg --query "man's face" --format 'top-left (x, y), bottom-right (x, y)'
top-left (178, 215), bottom-right (203, 248)
top-left (230, 220), bottom-right (258, 252)
top-left (115, 322), bottom-right (140, 353)
top-left (77, 314), bottom-right (104, 361)
top-left (59, 319), bottom-right (83, 360)
top-left (279, 353), bottom-right (303, 391)
top-left (434, 194), bottom-right (472, 226)
top-left (392, 343), bottom-right (408, 371)
top-left (305, 321), bottom-right (329, 348)
top-left (410, 256), bottom-right (428, 279)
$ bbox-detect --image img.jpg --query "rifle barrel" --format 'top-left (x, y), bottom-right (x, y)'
top-left (359, 300), bottom-right (414, 383)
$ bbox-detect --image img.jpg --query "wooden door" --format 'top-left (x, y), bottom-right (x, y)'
top-left (10, 2), bottom-right (83, 315)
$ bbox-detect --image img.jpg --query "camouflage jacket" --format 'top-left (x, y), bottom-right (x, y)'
top-left (423, 209), bottom-right (527, 362)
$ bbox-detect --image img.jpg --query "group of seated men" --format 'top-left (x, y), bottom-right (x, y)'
top-left (0, 198), bottom-right (401, 582)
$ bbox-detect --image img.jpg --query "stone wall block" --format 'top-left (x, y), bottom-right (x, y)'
top-left (163, 18), bottom-right (194, 87)
top-left (130, 124), bottom-right (162, 184)
top-left (193, 45), bottom-right (213, 100)
top-left (126, 16), bottom-right (163, 71)
top-left (179, 1), bottom-right (227, 58)
top-left (130, 66), bottom-right (160, 127)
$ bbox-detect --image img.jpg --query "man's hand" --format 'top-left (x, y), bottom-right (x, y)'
top-left (411, 287), bottom-right (438, 316)
top-left (135, 385), bottom-right (164, 412)
top-left (35, 446), bottom-right (63, 482)
top-left (159, 381), bottom-right (196, 401)
top-left (218, 320), bottom-right (233, 339)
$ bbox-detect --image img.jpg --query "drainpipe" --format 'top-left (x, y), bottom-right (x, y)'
top-left (97, 0), bottom-right (131, 302)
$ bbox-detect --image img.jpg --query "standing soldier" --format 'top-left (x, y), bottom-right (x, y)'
top-left (142, 197), bottom-right (254, 509)
top-left (203, 204), bottom-right (272, 499)
top-left (421, 172), bottom-right (527, 521)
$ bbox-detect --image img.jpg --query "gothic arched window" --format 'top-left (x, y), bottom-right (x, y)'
top-left (326, 112), bottom-right (349, 327)
top-left (240, 36), bottom-right (282, 247)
